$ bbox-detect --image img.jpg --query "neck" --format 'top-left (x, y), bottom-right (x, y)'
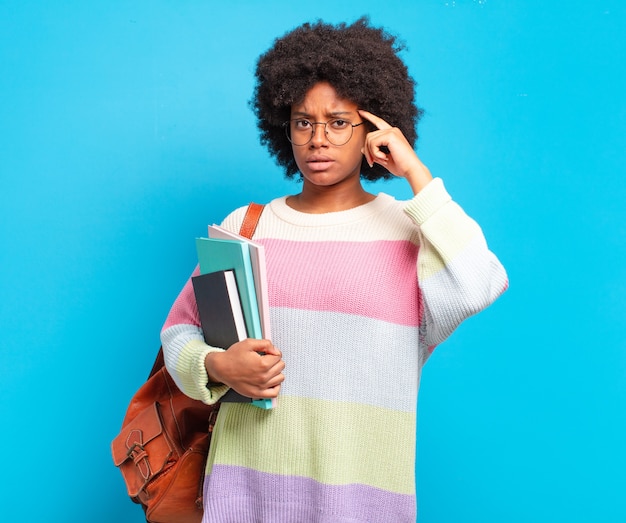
top-left (287, 182), bottom-right (375, 214)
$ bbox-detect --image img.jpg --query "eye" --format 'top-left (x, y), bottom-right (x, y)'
top-left (293, 119), bottom-right (312, 130)
top-left (329, 119), bottom-right (350, 130)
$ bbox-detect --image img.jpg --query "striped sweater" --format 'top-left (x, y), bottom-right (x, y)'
top-left (161, 178), bottom-right (508, 522)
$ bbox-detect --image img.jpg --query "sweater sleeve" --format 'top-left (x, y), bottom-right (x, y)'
top-left (404, 178), bottom-right (508, 348)
top-left (160, 265), bottom-right (230, 404)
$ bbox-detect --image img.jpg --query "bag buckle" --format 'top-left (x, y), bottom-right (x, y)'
top-left (125, 429), bottom-right (151, 480)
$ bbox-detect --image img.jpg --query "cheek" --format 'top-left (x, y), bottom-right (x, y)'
top-left (353, 132), bottom-right (366, 151)
top-left (349, 139), bottom-right (366, 163)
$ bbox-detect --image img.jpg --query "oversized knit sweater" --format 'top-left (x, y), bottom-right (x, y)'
top-left (161, 178), bottom-right (508, 523)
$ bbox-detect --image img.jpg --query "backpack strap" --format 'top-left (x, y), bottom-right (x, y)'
top-left (239, 202), bottom-right (265, 239)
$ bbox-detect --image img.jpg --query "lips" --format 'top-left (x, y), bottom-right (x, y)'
top-left (306, 155), bottom-right (334, 171)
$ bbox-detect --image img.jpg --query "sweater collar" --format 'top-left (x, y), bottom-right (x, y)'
top-left (268, 193), bottom-right (395, 227)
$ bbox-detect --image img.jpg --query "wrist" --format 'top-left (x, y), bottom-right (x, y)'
top-left (205, 351), bottom-right (224, 385)
top-left (405, 162), bottom-right (433, 195)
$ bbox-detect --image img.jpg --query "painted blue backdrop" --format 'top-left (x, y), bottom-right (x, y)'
top-left (1, 1), bottom-right (624, 522)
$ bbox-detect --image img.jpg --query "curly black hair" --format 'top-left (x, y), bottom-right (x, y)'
top-left (251, 17), bottom-right (423, 181)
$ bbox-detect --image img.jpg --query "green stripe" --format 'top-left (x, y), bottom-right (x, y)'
top-left (208, 396), bottom-right (416, 494)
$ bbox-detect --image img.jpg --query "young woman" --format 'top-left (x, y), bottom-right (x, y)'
top-left (161, 18), bottom-right (508, 523)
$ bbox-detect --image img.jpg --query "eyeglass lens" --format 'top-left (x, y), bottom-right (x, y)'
top-left (286, 119), bottom-right (356, 146)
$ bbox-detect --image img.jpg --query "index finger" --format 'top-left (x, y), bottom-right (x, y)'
top-left (358, 109), bottom-right (393, 130)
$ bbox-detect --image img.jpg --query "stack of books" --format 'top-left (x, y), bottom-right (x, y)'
top-left (192, 225), bottom-right (272, 409)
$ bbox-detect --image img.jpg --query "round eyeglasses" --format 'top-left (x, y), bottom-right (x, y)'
top-left (284, 118), bottom-right (365, 146)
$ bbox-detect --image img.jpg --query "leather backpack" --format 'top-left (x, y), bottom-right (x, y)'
top-left (111, 203), bottom-right (265, 523)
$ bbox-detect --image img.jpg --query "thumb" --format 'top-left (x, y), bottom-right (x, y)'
top-left (258, 340), bottom-right (281, 358)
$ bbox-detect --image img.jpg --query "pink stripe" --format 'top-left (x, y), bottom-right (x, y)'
top-left (261, 239), bottom-right (420, 326)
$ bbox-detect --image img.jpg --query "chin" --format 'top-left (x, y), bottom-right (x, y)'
top-left (303, 173), bottom-right (346, 187)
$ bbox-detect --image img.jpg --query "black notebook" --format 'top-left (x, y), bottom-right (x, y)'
top-left (191, 269), bottom-right (252, 403)
top-left (192, 270), bottom-right (247, 349)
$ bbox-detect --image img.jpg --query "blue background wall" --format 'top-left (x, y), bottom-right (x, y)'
top-left (1, 1), bottom-right (624, 521)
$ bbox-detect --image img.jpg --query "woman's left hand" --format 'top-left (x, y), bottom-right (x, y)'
top-left (359, 109), bottom-right (433, 194)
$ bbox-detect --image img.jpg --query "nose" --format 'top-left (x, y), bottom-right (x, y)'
top-left (310, 122), bottom-right (328, 147)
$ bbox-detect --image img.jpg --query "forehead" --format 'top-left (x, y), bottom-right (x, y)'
top-left (291, 81), bottom-right (358, 115)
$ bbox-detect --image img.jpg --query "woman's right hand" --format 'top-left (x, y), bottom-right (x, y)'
top-left (359, 109), bottom-right (433, 195)
top-left (205, 339), bottom-right (285, 398)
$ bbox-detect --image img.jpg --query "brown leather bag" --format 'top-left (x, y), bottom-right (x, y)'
top-left (111, 203), bottom-right (265, 523)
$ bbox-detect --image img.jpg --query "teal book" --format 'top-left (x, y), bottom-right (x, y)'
top-left (195, 237), bottom-right (262, 339)
top-left (208, 225), bottom-right (271, 340)
top-left (195, 237), bottom-right (272, 410)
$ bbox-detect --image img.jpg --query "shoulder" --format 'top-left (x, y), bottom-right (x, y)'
top-left (219, 206), bottom-right (247, 233)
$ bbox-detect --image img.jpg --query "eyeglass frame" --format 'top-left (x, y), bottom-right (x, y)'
top-left (283, 118), bottom-right (366, 146)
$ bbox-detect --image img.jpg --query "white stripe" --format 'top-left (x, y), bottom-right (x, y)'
top-left (222, 194), bottom-right (421, 243)
top-left (270, 307), bottom-right (423, 412)
top-left (421, 234), bottom-right (508, 345)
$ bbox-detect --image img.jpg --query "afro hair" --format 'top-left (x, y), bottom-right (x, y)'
top-left (251, 17), bottom-right (423, 181)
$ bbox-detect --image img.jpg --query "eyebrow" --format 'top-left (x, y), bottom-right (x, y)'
top-left (291, 110), bottom-right (355, 119)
